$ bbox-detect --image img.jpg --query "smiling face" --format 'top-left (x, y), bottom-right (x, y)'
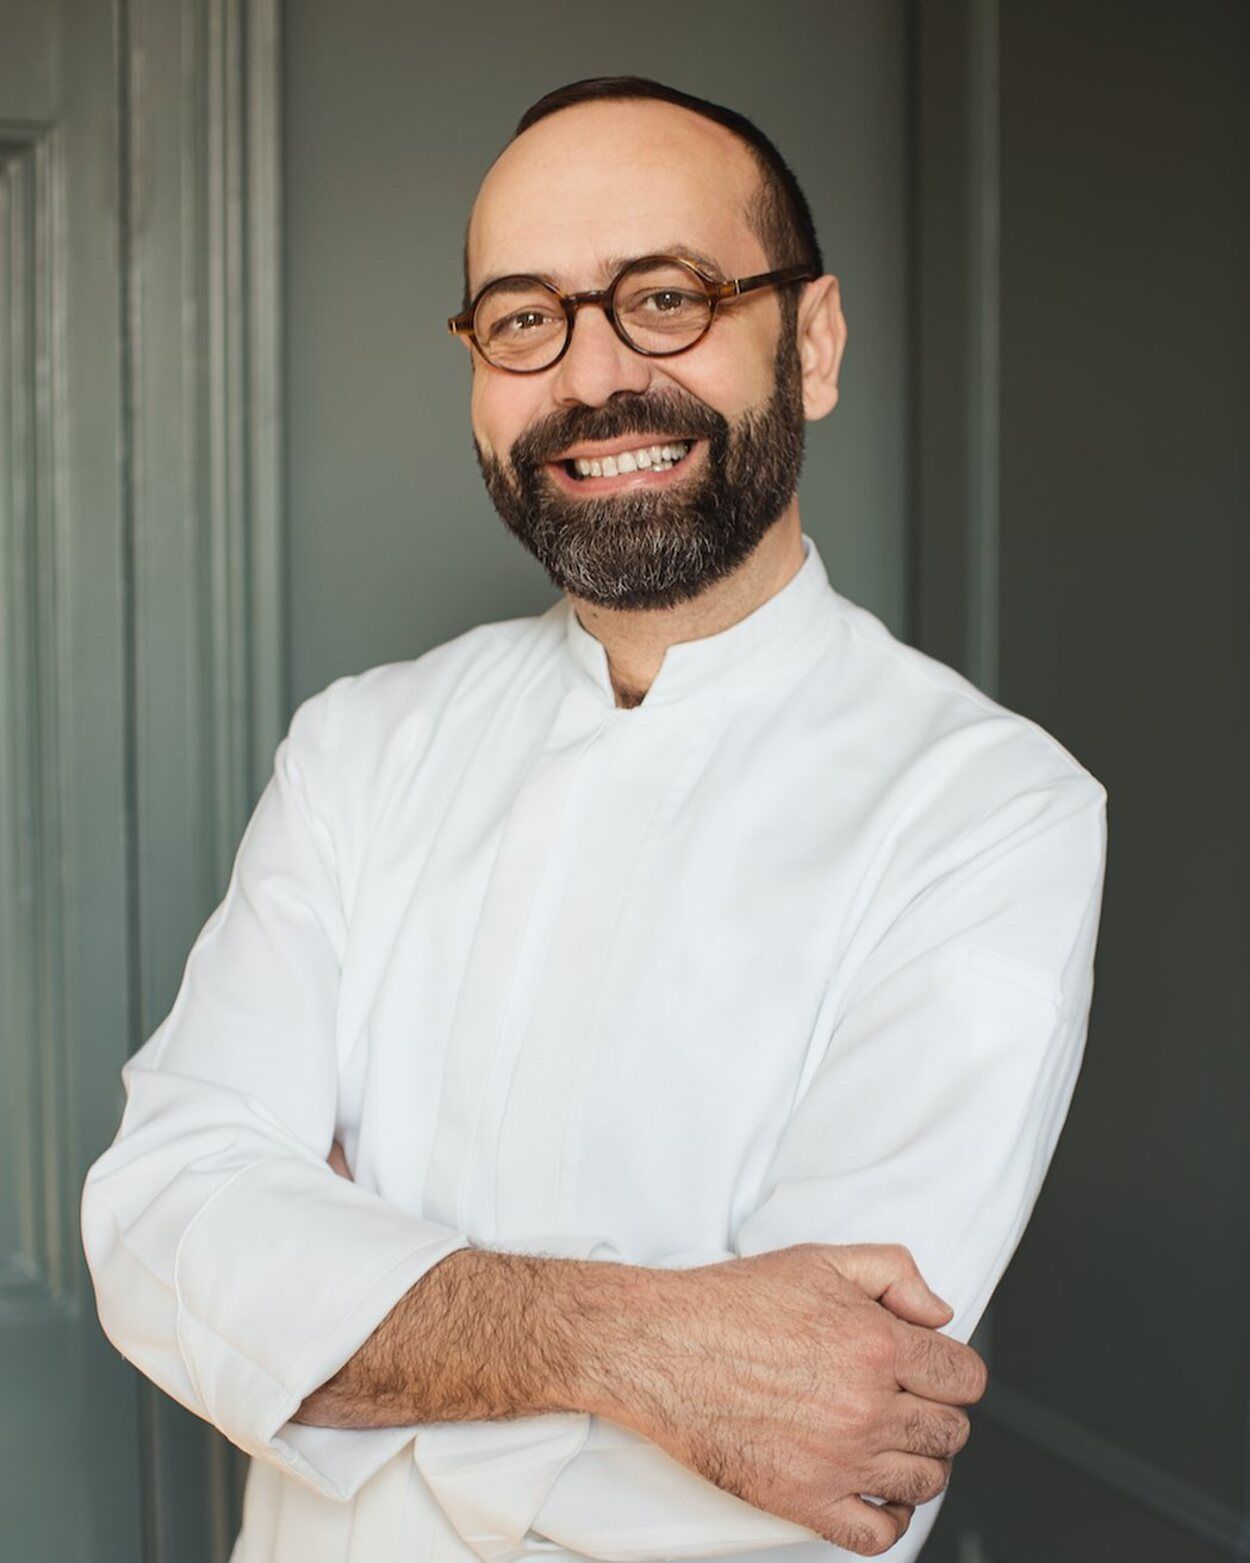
top-left (462, 99), bottom-right (830, 609)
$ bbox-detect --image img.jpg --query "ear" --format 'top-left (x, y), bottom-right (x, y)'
top-left (795, 275), bottom-right (847, 421)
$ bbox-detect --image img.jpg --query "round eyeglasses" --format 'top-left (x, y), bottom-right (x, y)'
top-left (448, 254), bottom-right (815, 374)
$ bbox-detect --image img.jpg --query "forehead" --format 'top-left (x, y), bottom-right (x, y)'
top-left (467, 100), bottom-right (766, 291)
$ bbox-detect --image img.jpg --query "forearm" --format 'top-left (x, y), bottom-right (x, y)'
top-left (292, 1244), bottom-right (676, 1430)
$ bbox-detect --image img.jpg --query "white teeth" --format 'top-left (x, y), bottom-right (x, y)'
top-left (568, 440), bottom-right (690, 479)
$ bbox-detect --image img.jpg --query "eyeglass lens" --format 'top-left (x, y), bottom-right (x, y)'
top-left (472, 259), bottom-right (714, 371)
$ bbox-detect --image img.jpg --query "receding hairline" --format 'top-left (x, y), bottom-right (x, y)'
top-left (462, 98), bottom-right (778, 309)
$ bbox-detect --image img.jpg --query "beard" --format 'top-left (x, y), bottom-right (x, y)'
top-left (473, 324), bottom-right (807, 610)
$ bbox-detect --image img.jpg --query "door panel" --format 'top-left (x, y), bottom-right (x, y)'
top-left (1, 1), bottom-right (283, 1558)
top-left (1, 1), bottom-right (141, 1557)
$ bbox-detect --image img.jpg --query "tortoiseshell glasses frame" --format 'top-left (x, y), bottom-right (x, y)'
top-left (447, 253), bottom-right (816, 373)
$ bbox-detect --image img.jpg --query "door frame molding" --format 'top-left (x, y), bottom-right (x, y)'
top-left (119, 0), bottom-right (284, 1554)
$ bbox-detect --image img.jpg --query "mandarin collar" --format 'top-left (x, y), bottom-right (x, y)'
top-left (561, 532), bottom-right (836, 709)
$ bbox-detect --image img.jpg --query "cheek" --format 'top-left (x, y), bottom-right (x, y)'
top-left (471, 374), bottom-right (542, 463)
top-left (658, 328), bottom-right (777, 420)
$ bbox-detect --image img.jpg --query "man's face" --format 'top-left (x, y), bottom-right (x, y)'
top-left (463, 100), bottom-right (809, 610)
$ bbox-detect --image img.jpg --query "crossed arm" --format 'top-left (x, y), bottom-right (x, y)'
top-left (81, 681), bottom-right (1108, 1563)
top-left (295, 1159), bottom-right (986, 1555)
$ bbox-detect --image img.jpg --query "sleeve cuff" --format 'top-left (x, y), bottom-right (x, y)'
top-left (414, 1413), bottom-right (594, 1563)
top-left (172, 1155), bottom-right (473, 1501)
top-left (529, 1416), bottom-right (817, 1561)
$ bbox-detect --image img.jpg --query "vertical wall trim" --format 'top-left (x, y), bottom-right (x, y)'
top-left (0, 126), bottom-right (75, 1323)
top-left (202, 0), bottom-right (286, 868)
top-left (121, 1), bottom-right (284, 1557)
top-left (244, 0), bottom-right (286, 798)
top-left (967, 0), bottom-right (1000, 699)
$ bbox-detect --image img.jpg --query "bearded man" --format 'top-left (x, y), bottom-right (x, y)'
top-left (82, 75), bottom-right (1108, 1563)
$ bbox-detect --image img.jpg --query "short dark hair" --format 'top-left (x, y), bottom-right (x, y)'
top-left (461, 75), bottom-right (824, 316)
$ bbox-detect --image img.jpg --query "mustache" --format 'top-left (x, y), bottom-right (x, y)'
top-left (510, 389), bottom-right (729, 472)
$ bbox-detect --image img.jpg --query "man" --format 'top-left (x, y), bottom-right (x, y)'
top-left (81, 76), bottom-right (1108, 1563)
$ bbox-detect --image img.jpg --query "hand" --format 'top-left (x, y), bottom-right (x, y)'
top-left (598, 1242), bottom-right (986, 1557)
top-left (327, 1138), bottom-right (353, 1180)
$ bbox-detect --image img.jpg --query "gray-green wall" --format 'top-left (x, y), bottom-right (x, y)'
top-left (3, 2), bottom-right (1243, 1559)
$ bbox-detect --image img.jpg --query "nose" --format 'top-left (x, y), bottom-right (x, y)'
top-left (547, 300), bottom-right (652, 407)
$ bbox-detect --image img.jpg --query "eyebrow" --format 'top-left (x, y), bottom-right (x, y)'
top-left (471, 244), bottom-right (728, 297)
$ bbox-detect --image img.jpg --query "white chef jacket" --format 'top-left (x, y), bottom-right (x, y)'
top-left (80, 531), bottom-right (1108, 1563)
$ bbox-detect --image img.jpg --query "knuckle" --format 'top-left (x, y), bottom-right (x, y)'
top-left (902, 1462), bottom-right (940, 1505)
top-left (820, 1499), bottom-right (909, 1558)
top-left (888, 1468), bottom-right (922, 1506)
top-left (962, 1347), bottom-right (989, 1401)
top-left (877, 1459), bottom-right (947, 1507)
top-left (901, 1406), bottom-right (929, 1449)
top-left (931, 1336), bottom-right (985, 1401)
top-left (903, 1406), bottom-right (946, 1457)
top-left (918, 1458), bottom-right (951, 1503)
top-left (912, 1326), bottom-right (942, 1367)
top-left (844, 1519), bottom-right (887, 1556)
top-left (931, 1406), bottom-right (968, 1450)
top-left (913, 1406), bottom-right (969, 1457)
top-left (838, 1391), bottom-right (876, 1440)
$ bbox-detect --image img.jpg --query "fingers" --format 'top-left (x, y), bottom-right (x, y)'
top-left (893, 1319), bottom-right (988, 1405)
top-left (858, 1453), bottom-right (952, 1508)
top-left (884, 1393), bottom-right (971, 1460)
top-left (832, 1243), bottom-right (954, 1328)
top-left (819, 1495), bottom-right (913, 1556)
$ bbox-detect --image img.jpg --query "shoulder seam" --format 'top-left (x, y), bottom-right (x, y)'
top-left (837, 606), bottom-right (1100, 784)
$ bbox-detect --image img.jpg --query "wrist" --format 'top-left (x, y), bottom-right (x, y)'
top-left (542, 1258), bottom-right (697, 1433)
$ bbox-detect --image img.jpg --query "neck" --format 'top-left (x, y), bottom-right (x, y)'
top-left (566, 504), bottom-right (806, 710)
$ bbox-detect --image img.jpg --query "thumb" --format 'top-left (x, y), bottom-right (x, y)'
top-left (831, 1243), bottom-right (954, 1327)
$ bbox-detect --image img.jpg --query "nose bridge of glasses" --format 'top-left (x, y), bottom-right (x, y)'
top-left (564, 285), bottom-right (613, 311)
top-left (563, 286), bottom-right (620, 344)
top-left (560, 285), bottom-right (638, 358)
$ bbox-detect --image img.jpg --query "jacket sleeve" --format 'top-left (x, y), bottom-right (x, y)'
top-left (413, 769), bottom-right (1110, 1563)
top-left (79, 679), bottom-right (473, 1504)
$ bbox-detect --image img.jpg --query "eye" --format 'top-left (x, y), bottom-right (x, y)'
top-left (637, 289), bottom-right (701, 314)
top-left (488, 308), bottom-right (559, 340)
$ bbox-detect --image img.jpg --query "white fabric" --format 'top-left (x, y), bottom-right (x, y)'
top-left (81, 533), bottom-right (1108, 1563)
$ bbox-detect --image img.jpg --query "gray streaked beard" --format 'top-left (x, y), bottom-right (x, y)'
top-left (474, 328), bottom-right (806, 610)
